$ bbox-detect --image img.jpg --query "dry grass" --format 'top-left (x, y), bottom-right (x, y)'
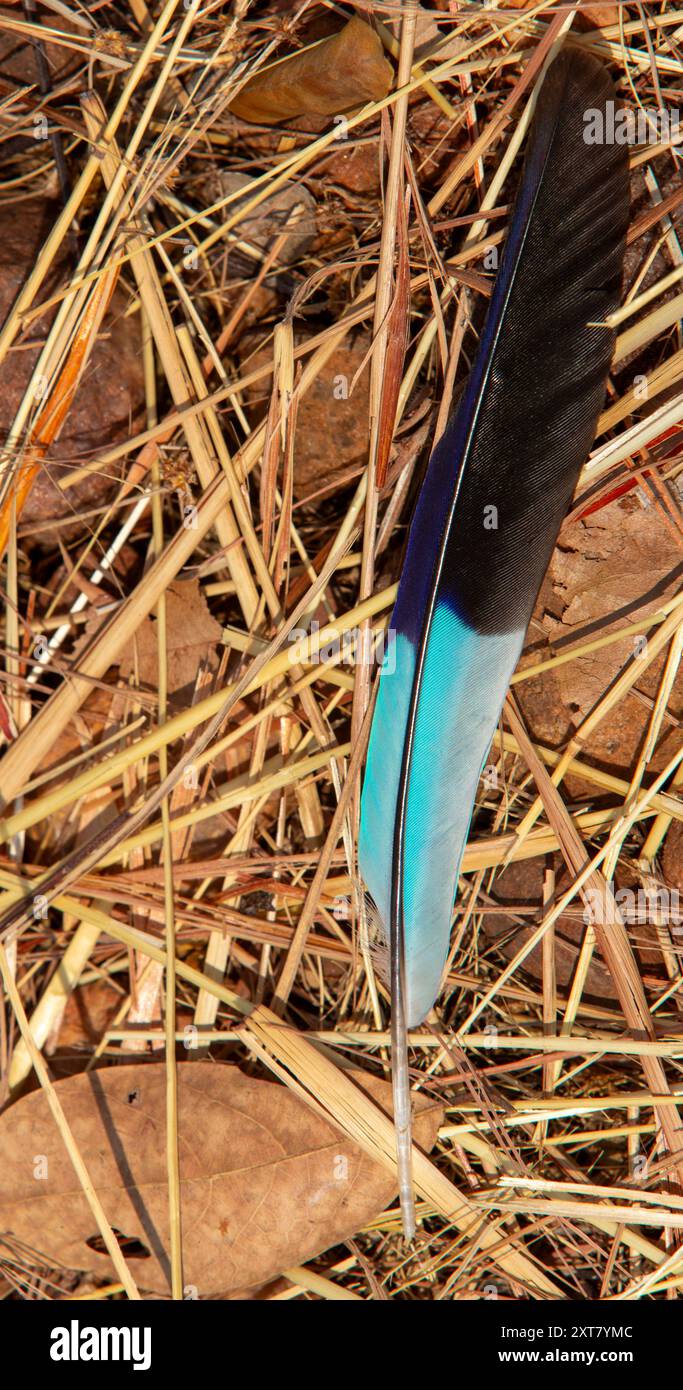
top-left (1, 0), bottom-right (683, 1301)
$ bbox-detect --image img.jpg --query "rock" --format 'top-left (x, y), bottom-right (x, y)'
top-left (212, 172), bottom-right (316, 268)
top-left (315, 141), bottom-right (381, 197)
top-left (240, 331), bottom-right (371, 501)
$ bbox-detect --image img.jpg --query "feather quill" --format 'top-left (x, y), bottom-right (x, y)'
top-left (358, 47), bottom-right (629, 1236)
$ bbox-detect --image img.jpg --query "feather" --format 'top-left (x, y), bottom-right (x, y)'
top-left (358, 46), bottom-right (629, 1235)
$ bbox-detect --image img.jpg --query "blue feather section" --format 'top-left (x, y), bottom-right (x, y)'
top-left (360, 610), bottom-right (524, 1025)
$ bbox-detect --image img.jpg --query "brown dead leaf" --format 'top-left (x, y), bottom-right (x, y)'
top-left (118, 579), bottom-right (222, 703)
top-left (540, 497), bottom-right (683, 773)
top-left (0, 1063), bottom-right (442, 1296)
top-left (229, 16), bottom-right (393, 125)
top-left (0, 260), bottom-right (120, 563)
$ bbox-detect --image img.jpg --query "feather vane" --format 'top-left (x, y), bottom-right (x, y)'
top-left (358, 46), bottom-right (630, 1234)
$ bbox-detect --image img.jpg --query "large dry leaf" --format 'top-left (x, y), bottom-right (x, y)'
top-left (0, 1063), bottom-right (441, 1296)
top-left (229, 17), bottom-right (393, 125)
